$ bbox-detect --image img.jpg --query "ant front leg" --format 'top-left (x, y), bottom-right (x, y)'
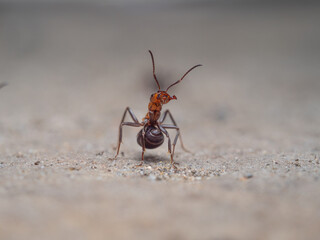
top-left (158, 125), bottom-right (178, 169)
top-left (111, 107), bottom-right (143, 160)
top-left (159, 110), bottom-right (190, 153)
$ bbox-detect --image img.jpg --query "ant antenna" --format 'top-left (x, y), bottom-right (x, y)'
top-left (148, 50), bottom-right (161, 90)
top-left (166, 64), bottom-right (202, 91)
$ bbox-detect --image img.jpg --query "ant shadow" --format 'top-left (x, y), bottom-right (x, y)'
top-left (133, 153), bottom-right (168, 164)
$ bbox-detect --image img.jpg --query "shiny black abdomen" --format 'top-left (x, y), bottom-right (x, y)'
top-left (137, 126), bottom-right (164, 149)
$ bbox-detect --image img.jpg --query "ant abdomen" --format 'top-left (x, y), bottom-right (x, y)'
top-left (137, 126), bottom-right (164, 149)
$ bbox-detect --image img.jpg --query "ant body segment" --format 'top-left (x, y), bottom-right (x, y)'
top-left (111, 50), bottom-right (201, 168)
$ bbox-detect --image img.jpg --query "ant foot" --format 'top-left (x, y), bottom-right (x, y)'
top-left (170, 163), bottom-right (179, 170)
top-left (135, 162), bottom-right (144, 168)
top-left (182, 147), bottom-right (191, 153)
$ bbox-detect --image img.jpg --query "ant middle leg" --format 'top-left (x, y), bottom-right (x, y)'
top-left (112, 107), bottom-right (142, 160)
top-left (136, 127), bottom-right (146, 167)
top-left (158, 125), bottom-right (178, 168)
top-left (159, 110), bottom-right (190, 153)
top-left (160, 124), bottom-right (180, 157)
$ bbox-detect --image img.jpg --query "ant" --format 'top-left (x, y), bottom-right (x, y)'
top-left (111, 50), bottom-right (201, 168)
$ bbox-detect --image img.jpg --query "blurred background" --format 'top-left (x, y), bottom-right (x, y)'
top-left (1, 0), bottom-right (320, 154)
top-left (0, 0), bottom-right (320, 153)
top-left (0, 1), bottom-right (320, 239)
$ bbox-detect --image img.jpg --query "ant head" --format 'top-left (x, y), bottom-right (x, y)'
top-left (150, 91), bottom-right (177, 105)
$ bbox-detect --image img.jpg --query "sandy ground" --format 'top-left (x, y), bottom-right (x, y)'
top-left (0, 2), bottom-right (320, 240)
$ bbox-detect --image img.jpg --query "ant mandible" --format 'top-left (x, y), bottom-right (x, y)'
top-left (111, 50), bottom-right (202, 168)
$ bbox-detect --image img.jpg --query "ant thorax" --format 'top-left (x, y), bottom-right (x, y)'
top-left (144, 91), bottom-right (175, 122)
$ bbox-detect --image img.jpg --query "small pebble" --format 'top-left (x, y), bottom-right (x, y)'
top-left (148, 174), bottom-right (156, 181)
top-left (96, 151), bottom-right (104, 156)
top-left (69, 167), bottom-right (81, 171)
top-left (16, 152), bottom-right (24, 158)
top-left (244, 173), bottom-right (253, 179)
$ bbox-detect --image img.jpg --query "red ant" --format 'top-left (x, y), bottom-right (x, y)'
top-left (111, 50), bottom-right (201, 168)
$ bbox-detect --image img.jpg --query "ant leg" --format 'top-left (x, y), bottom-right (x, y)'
top-left (121, 107), bottom-right (141, 124)
top-left (112, 122), bottom-right (141, 160)
top-left (159, 110), bottom-right (190, 153)
top-left (158, 125), bottom-right (178, 168)
top-left (112, 107), bottom-right (142, 160)
top-left (136, 127), bottom-right (146, 167)
top-left (160, 124), bottom-right (180, 157)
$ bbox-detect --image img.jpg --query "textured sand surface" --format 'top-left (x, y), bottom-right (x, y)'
top-left (0, 2), bottom-right (320, 240)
